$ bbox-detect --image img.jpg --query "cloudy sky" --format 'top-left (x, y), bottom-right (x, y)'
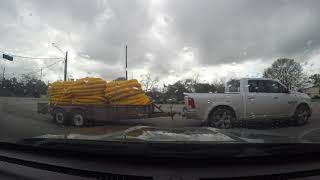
top-left (0, 0), bottom-right (319, 84)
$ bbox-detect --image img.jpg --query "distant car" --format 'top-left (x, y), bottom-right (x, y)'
top-left (184, 78), bottom-right (312, 128)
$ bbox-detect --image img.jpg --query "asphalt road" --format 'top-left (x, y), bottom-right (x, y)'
top-left (0, 97), bottom-right (319, 140)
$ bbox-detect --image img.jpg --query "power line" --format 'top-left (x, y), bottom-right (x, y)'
top-left (0, 50), bottom-right (63, 60)
top-left (7, 59), bottom-right (64, 77)
top-left (24, 59), bottom-right (65, 76)
top-left (44, 59), bottom-right (64, 69)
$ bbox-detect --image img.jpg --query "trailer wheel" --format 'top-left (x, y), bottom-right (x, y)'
top-left (71, 110), bottom-right (87, 127)
top-left (53, 108), bottom-right (67, 125)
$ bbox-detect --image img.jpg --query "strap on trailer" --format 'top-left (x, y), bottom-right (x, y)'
top-left (37, 103), bottom-right (49, 114)
top-left (152, 103), bottom-right (164, 113)
top-left (151, 103), bottom-right (176, 120)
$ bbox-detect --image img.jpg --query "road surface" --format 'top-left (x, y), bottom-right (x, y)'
top-left (0, 97), bottom-right (319, 140)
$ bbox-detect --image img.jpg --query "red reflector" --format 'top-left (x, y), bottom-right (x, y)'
top-left (188, 97), bottom-right (195, 109)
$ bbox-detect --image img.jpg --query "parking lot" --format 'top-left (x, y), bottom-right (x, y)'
top-left (0, 97), bottom-right (319, 140)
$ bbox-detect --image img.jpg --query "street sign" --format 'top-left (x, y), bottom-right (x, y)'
top-left (2, 54), bottom-right (13, 61)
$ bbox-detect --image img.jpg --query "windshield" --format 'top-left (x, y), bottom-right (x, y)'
top-left (0, 0), bottom-right (319, 156)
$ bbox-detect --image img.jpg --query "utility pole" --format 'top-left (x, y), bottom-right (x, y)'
top-left (2, 53), bottom-right (13, 87)
top-left (2, 66), bottom-right (5, 80)
top-left (2, 66), bottom-right (5, 87)
top-left (51, 43), bottom-right (68, 81)
top-left (64, 51), bottom-right (68, 81)
top-left (125, 45), bottom-right (128, 80)
top-left (40, 68), bottom-right (43, 81)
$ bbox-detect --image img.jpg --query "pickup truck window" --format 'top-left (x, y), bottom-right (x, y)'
top-left (248, 80), bottom-right (265, 93)
top-left (226, 80), bottom-right (240, 92)
top-left (248, 80), bottom-right (274, 93)
top-left (271, 81), bottom-right (287, 93)
top-left (248, 80), bottom-right (258, 92)
top-left (249, 80), bottom-right (287, 93)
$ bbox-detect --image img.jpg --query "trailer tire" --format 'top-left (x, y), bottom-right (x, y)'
top-left (71, 109), bottom-right (87, 127)
top-left (53, 108), bottom-right (68, 125)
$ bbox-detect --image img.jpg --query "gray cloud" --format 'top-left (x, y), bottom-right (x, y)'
top-left (165, 0), bottom-right (320, 64)
top-left (0, 0), bottom-right (320, 81)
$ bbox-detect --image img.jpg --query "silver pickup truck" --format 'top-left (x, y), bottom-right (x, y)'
top-left (184, 78), bottom-right (312, 128)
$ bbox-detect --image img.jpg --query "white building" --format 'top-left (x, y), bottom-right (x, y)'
top-left (305, 86), bottom-right (320, 98)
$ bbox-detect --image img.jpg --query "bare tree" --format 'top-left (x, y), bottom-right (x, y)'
top-left (140, 74), bottom-right (159, 92)
top-left (190, 73), bottom-right (200, 85)
top-left (263, 58), bottom-right (307, 89)
top-left (182, 73), bottom-right (201, 92)
top-left (212, 78), bottom-right (226, 93)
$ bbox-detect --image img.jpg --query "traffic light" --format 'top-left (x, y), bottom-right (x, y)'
top-left (2, 54), bottom-right (13, 61)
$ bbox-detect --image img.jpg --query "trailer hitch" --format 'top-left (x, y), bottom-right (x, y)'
top-left (151, 103), bottom-right (177, 120)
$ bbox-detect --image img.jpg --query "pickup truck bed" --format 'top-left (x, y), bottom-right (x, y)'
top-left (184, 92), bottom-right (242, 120)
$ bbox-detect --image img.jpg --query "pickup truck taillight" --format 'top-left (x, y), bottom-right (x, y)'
top-left (188, 97), bottom-right (196, 109)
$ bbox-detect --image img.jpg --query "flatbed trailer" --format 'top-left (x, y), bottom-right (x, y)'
top-left (37, 103), bottom-right (176, 127)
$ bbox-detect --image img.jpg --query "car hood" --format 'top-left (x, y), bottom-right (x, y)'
top-left (33, 126), bottom-right (302, 143)
top-left (291, 90), bottom-right (310, 99)
top-left (18, 127), bottom-right (320, 159)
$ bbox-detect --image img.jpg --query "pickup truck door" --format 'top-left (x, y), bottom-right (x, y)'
top-left (271, 81), bottom-right (296, 117)
top-left (245, 80), bottom-right (275, 119)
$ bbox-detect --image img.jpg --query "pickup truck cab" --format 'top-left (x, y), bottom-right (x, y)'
top-left (184, 78), bottom-right (312, 128)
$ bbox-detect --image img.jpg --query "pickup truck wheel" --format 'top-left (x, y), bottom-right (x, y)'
top-left (208, 107), bottom-right (235, 129)
top-left (71, 110), bottom-right (87, 127)
top-left (293, 105), bottom-right (310, 126)
top-left (53, 109), bottom-right (67, 125)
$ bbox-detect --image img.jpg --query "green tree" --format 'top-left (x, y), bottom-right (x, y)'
top-left (309, 74), bottom-right (320, 87)
top-left (145, 88), bottom-right (163, 103)
top-left (165, 80), bottom-right (191, 103)
top-left (263, 58), bottom-right (306, 89)
top-left (194, 83), bottom-right (216, 93)
top-left (0, 73), bottom-right (47, 97)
